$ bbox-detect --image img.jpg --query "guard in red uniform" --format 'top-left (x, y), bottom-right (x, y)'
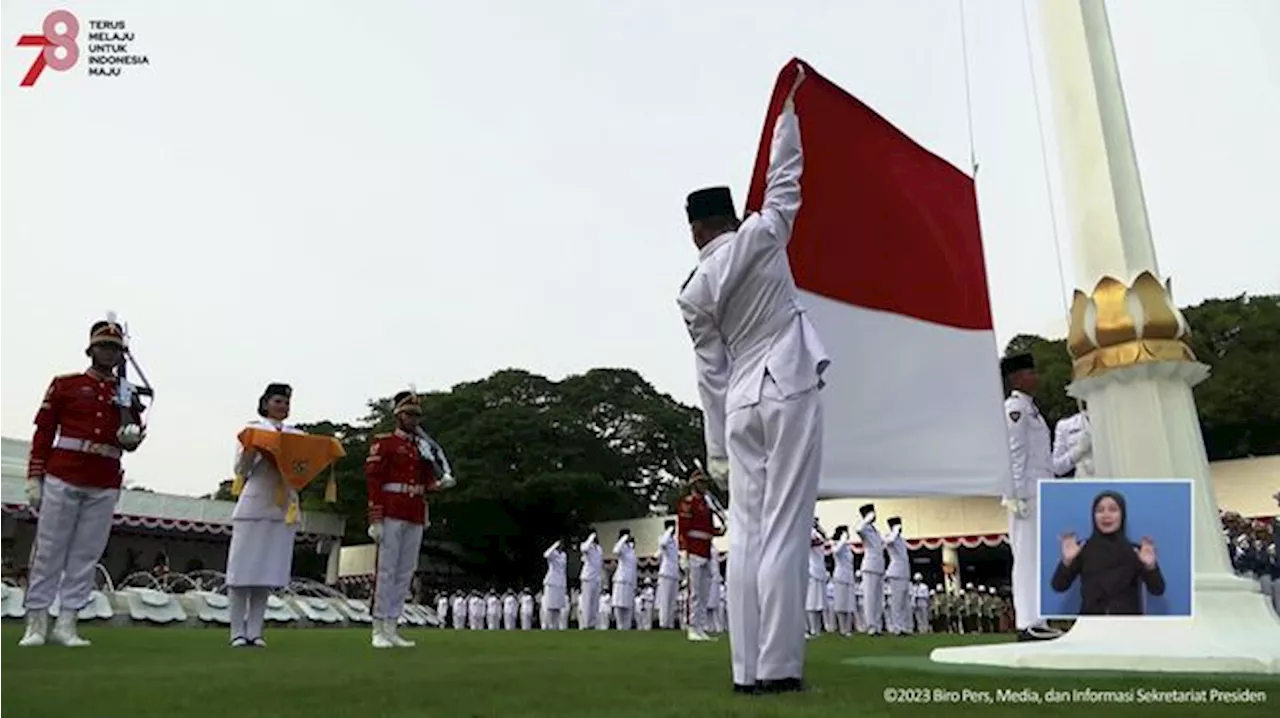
top-left (678, 470), bottom-right (724, 642)
top-left (21, 319), bottom-right (146, 647)
top-left (365, 390), bottom-right (456, 648)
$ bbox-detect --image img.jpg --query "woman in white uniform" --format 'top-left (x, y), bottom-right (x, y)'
top-left (225, 383), bottom-right (303, 647)
top-left (830, 525), bottom-right (857, 636)
top-left (541, 540), bottom-right (567, 629)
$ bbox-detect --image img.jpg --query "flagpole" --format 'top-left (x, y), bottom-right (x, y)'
top-left (932, 0), bottom-right (1280, 673)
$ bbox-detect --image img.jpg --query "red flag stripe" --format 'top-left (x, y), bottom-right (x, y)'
top-left (745, 58), bottom-right (994, 332)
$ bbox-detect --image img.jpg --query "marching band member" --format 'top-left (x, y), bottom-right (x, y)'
top-left (885, 517), bottom-right (910, 636)
top-left (855, 505), bottom-right (886, 636)
top-left (451, 592), bottom-right (466, 629)
top-left (805, 521), bottom-right (827, 637)
top-left (502, 590), bottom-right (518, 630)
top-left (365, 390), bottom-right (456, 648)
top-left (677, 63), bottom-right (823, 694)
top-left (519, 588), bottom-right (535, 630)
top-left (830, 526), bottom-right (857, 636)
top-left (656, 520), bottom-right (679, 628)
top-left (678, 471), bottom-right (724, 641)
top-left (486, 590), bottom-right (501, 630)
top-left (225, 383), bottom-right (303, 648)
top-left (611, 530), bottom-right (638, 630)
top-left (21, 319), bottom-right (146, 647)
top-left (579, 532), bottom-right (603, 631)
top-left (541, 539), bottom-right (568, 629)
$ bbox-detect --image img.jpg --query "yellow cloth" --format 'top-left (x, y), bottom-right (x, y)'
top-left (235, 428), bottom-right (345, 524)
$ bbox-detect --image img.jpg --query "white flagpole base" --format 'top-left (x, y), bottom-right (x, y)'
top-left (930, 576), bottom-right (1280, 674)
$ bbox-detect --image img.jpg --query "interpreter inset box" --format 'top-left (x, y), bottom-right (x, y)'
top-left (1037, 479), bottom-right (1193, 618)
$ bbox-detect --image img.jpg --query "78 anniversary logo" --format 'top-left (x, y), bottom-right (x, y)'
top-left (16, 8), bottom-right (149, 86)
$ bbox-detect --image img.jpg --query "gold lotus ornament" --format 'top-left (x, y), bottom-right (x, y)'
top-left (1066, 271), bottom-right (1197, 380)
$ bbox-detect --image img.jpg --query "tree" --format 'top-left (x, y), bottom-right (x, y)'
top-left (221, 368), bottom-right (707, 586)
top-left (1004, 293), bottom-right (1279, 460)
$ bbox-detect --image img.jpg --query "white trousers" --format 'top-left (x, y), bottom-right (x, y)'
top-left (637, 604), bottom-right (652, 630)
top-left (487, 610), bottom-right (500, 629)
top-left (656, 575), bottom-right (678, 628)
top-left (520, 609), bottom-right (533, 629)
top-left (688, 556), bottom-right (710, 632)
top-left (453, 609), bottom-right (466, 629)
top-left (504, 609), bottom-right (517, 629)
top-left (228, 586), bottom-right (269, 640)
top-left (579, 578), bottom-right (600, 630)
top-left (886, 577), bottom-right (910, 634)
top-left (861, 572), bottom-right (885, 634)
top-left (914, 603), bottom-right (930, 632)
top-left (853, 593), bottom-right (866, 632)
top-left (1009, 506), bottom-right (1040, 630)
top-left (373, 518), bottom-right (423, 620)
top-left (25, 476), bottom-right (118, 612)
top-left (726, 378), bottom-right (823, 685)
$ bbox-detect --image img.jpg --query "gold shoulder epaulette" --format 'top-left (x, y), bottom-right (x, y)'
top-left (372, 432), bottom-right (392, 440)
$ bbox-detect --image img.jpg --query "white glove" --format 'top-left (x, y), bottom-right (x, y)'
top-left (1001, 497), bottom-right (1028, 519)
top-left (707, 457), bottom-right (730, 489)
top-left (25, 478), bottom-right (42, 510)
top-left (1070, 432), bottom-right (1092, 462)
top-left (367, 521), bottom-right (383, 543)
top-left (437, 474), bottom-right (456, 490)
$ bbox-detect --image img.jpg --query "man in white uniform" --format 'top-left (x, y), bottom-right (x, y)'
top-left (656, 520), bottom-right (680, 628)
top-left (855, 505), bottom-right (885, 635)
top-left (579, 532), bottom-right (603, 631)
top-left (519, 589), bottom-right (534, 630)
top-left (805, 524), bottom-right (828, 637)
top-left (911, 574), bottom-right (931, 633)
top-left (435, 593), bottom-right (450, 628)
top-left (678, 63), bottom-right (824, 696)
top-left (502, 590), bottom-right (518, 630)
top-left (884, 517), bottom-right (910, 636)
top-left (541, 540), bottom-right (567, 630)
top-left (485, 591), bottom-right (501, 630)
top-left (853, 570), bottom-right (866, 633)
top-left (636, 580), bottom-right (654, 630)
top-left (1053, 405), bottom-right (1094, 477)
top-left (451, 592), bottom-right (466, 629)
top-left (830, 526), bottom-right (856, 636)
top-left (612, 530), bottom-right (638, 630)
top-left (1002, 353), bottom-right (1085, 640)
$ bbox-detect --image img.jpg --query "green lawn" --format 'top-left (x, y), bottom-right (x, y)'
top-left (2, 626), bottom-right (1275, 717)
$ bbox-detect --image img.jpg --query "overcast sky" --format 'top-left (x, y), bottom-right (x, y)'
top-left (3, 0), bottom-right (1277, 497)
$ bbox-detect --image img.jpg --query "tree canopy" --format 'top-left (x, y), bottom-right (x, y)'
top-left (1002, 293), bottom-right (1279, 460)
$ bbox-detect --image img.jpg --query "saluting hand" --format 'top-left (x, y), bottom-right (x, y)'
top-left (785, 63), bottom-right (806, 109)
top-left (1136, 536), bottom-right (1158, 569)
top-left (1060, 532), bottom-right (1082, 564)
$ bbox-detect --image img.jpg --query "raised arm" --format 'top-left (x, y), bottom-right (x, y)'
top-left (544, 540), bottom-right (561, 560)
top-left (580, 533), bottom-right (596, 553)
top-left (679, 299), bottom-right (729, 461)
top-left (755, 67), bottom-right (806, 245)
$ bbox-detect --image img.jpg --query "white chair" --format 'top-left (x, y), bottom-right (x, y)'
top-left (337, 598), bottom-right (373, 624)
top-left (291, 596), bottom-right (343, 624)
top-left (185, 591), bottom-right (231, 624)
top-left (263, 593), bottom-right (299, 623)
top-left (119, 587), bottom-right (188, 623)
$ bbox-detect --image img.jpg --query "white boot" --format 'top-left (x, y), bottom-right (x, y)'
top-left (372, 619), bottom-right (395, 648)
top-left (50, 611), bottom-right (90, 647)
top-left (386, 618), bottom-right (415, 647)
top-left (19, 612), bottom-right (48, 647)
top-left (686, 627), bottom-right (715, 642)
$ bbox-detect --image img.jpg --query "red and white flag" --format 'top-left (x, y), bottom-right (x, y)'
top-left (745, 58), bottom-right (1009, 498)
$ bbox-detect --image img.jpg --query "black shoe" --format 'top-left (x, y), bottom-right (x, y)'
top-left (733, 683), bottom-right (758, 696)
top-left (1017, 628), bottom-right (1056, 642)
top-left (756, 678), bottom-right (804, 694)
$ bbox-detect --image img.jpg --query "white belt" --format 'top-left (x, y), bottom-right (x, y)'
top-left (686, 530), bottom-right (712, 540)
top-left (54, 437), bottom-right (122, 459)
top-left (383, 483), bottom-right (425, 496)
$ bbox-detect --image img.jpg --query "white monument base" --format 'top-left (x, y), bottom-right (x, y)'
top-left (931, 575), bottom-right (1280, 674)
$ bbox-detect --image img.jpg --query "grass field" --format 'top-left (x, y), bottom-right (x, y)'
top-left (3, 626), bottom-right (1276, 717)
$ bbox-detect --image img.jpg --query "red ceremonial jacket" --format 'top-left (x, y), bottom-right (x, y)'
top-left (677, 493), bottom-right (723, 559)
top-left (29, 370), bottom-right (143, 490)
top-left (365, 429), bottom-right (439, 526)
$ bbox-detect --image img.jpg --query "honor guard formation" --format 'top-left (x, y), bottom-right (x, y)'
top-left (11, 58), bottom-right (1279, 701)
